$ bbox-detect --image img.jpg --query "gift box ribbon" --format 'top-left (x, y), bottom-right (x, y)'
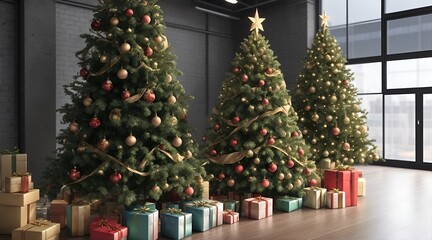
top-left (164, 208), bottom-right (189, 238)
top-left (12, 172), bottom-right (31, 192)
top-left (20, 219), bottom-right (52, 240)
top-left (192, 200), bottom-right (219, 228)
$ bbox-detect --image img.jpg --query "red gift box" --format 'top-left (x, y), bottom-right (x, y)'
top-left (324, 169), bottom-right (359, 207)
top-left (90, 218), bottom-right (127, 240)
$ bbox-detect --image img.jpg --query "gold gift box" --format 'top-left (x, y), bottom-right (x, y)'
top-left (0, 202), bottom-right (36, 234)
top-left (1, 153), bottom-right (27, 191)
top-left (12, 220), bottom-right (60, 240)
top-left (0, 189), bottom-right (40, 206)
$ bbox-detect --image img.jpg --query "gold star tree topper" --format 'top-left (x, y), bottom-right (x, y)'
top-left (249, 9), bottom-right (265, 34)
top-left (320, 12), bottom-right (329, 28)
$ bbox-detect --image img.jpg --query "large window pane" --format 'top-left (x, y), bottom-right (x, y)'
top-left (385, 94), bottom-right (415, 161)
top-left (349, 62), bottom-right (382, 93)
top-left (359, 94), bottom-right (383, 156)
top-left (387, 14), bottom-right (432, 54)
top-left (424, 94), bottom-right (432, 163)
top-left (385, 0), bottom-right (432, 13)
top-left (387, 57), bottom-right (432, 89)
top-left (322, 0), bottom-right (347, 55)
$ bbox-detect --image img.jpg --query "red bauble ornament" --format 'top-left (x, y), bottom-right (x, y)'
top-left (230, 138), bottom-right (238, 147)
top-left (97, 138), bottom-right (110, 152)
top-left (298, 148), bottom-right (305, 156)
top-left (145, 47), bottom-right (153, 57)
top-left (332, 127), bottom-right (341, 136)
top-left (241, 74), bottom-right (248, 82)
top-left (233, 67), bottom-right (240, 74)
top-left (213, 123), bottom-right (221, 131)
top-left (210, 149), bottom-right (217, 156)
top-left (235, 164), bottom-right (244, 174)
top-left (343, 80), bottom-right (349, 87)
top-left (122, 90), bottom-right (131, 100)
top-left (267, 137), bottom-right (275, 145)
top-left (91, 19), bottom-right (101, 31)
top-left (266, 67), bottom-right (273, 74)
top-left (102, 80), bottom-right (113, 92)
top-left (89, 117), bottom-right (101, 128)
top-left (258, 79), bottom-right (265, 87)
top-left (268, 163), bottom-right (278, 173)
top-left (292, 131), bottom-right (299, 137)
top-left (260, 128), bottom-right (268, 136)
top-left (184, 186), bottom-right (194, 196)
top-left (309, 179), bottom-right (318, 187)
top-left (145, 91), bottom-right (156, 103)
top-left (303, 167), bottom-right (311, 176)
top-left (80, 67), bottom-right (89, 79)
top-left (218, 172), bottom-right (225, 180)
top-left (69, 167), bottom-right (81, 181)
top-left (232, 116), bottom-right (240, 124)
top-left (287, 160), bottom-right (295, 168)
top-left (262, 98), bottom-right (269, 106)
top-left (110, 172), bottom-right (122, 184)
top-left (141, 15), bottom-right (151, 24)
top-left (125, 8), bottom-right (134, 17)
top-left (260, 179), bottom-right (270, 188)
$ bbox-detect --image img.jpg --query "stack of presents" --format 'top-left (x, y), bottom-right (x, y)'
top-left (1, 150), bottom-right (366, 240)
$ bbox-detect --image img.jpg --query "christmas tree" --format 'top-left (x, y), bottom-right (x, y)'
top-left (292, 13), bottom-right (380, 167)
top-left (43, 0), bottom-right (206, 206)
top-left (203, 10), bottom-right (318, 197)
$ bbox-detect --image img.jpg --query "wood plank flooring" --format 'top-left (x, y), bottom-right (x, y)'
top-left (1, 165), bottom-right (431, 240)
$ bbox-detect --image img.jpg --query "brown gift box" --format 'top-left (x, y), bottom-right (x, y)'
top-left (0, 202), bottom-right (36, 234)
top-left (12, 220), bottom-right (60, 240)
top-left (5, 174), bottom-right (34, 193)
top-left (0, 189), bottom-right (40, 206)
top-left (1, 153), bottom-right (27, 191)
top-left (49, 199), bottom-right (68, 229)
top-left (66, 204), bottom-right (91, 236)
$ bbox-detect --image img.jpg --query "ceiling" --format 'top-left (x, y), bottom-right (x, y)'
top-left (194, 0), bottom-right (282, 18)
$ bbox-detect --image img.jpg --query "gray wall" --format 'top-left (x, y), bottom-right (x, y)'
top-left (1, 0), bottom-right (315, 185)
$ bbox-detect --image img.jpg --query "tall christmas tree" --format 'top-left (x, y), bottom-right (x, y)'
top-left (43, 0), bottom-right (206, 206)
top-left (292, 13), bottom-right (380, 167)
top-left (203, 10), bottom-right (318, 197)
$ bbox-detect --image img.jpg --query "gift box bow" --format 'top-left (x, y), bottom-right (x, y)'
top-left (332, 188), bottom-right (340, 193)
top-left (223, 210), bottom-right (235, 217)
top-left (1, 147), bottom-right (20, 154)
top-left (192, 200), bottom-right (218, 207)
top-left (164, 208), bottom-right (184, 215)
top-left (97, 218), bottom-right (121, 231)
top-left (132, 206), bottom-right (153, 213)
top-left (334, 165), bottom-right (353, 171)
top-left (31, 219), bottom-right (52, 226)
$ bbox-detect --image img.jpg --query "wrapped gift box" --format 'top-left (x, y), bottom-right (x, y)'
top-left (161, 202), bottom-right (180, 210)
top-left (5, 173), bottom-right (34, 193)
top-left (358, 177), bottom-right (366, 197)
top-left (276, 196), bottom-right (303, 212)
top-left (121, 205), bottom-right (158, 240)
top-left (66, 203), bottom-right (91, 236)
top-left (0, 189), bottom-right (39, 206)
top-left (223, 200), bottom-right (239, 212)
top-left (90, 218), bottom-right (127, 240)
top-left (326, 189), bottom-right (346, 209)
top-left (49, 199), bottom-right (68, 229)
top-left (161, 208), bottom-right (192, 240)
top-left (303, 187), bottom-right (327, 209)
top-left (0, 202), bottom-right (36, 234)
top-left (242, 197), bottom-right (273, 220)
top-left (11, 219), bottom-right (60, 240)
top-left (223, 210), bottom-right (239, 224)
top-left (1, 151), bottom-right (27, 191)
top-left (324, 169), bottom-right (360, 207)
top-left (184, 200), bottom-right (223, 232)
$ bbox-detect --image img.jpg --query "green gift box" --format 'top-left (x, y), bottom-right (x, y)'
top-left (223, 200), bottom-right (239, 212)
top-left (121, 205), bottom-right (158, 240)
top-left (161, 208), bottom-right (192, 240)
top-left (276, 196), bottom-right (303, 212)
top-left (184, 200), bottom-right (223, 232)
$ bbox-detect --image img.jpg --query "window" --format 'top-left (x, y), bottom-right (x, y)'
top-left (349, 62), bottom-right (382, 93)
top-left (387, 57), bottom-right (432, 89)
top-left (386, 0), bottom-right (432, 13)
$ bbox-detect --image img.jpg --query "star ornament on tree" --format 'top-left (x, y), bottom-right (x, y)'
top-left (249, 9), bottom-right (265, 34)
top-left (320, 11), bottom-right (329, 28)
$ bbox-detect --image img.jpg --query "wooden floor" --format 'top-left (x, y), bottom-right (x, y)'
top-left (1, 165), bottom-right (431, 240)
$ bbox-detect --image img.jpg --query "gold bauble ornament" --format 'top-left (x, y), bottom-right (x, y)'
top-left (309, 86), bottom-right (316, 93)
top-left (126, 28), bottom-right (132, 33)
top-left (246, 150), bottom-right (254, 158)
top-left (99, 55), bottom-right (108, 63)
top-left (125, 134), bottom-right (137, 146)
top-left (359, 125), bottom-right (368, 134)
top-left (325, 55), bottom-right (331, 60)
top-left (325, 81), bottom-right (331, 86)
top-left (117, 68), bottom-right (128, 80)
top-left (287, 173), bottom-right (292, 179)
top-left (302, 129), bottom-right (308, 135)
top-left (97, 169), bottom-right (104, 175)
top-left (110, 17), bottom-right (119, 26)
top-left (227, 178), bottom-right (235, 187)
top-left (342, 142), bottom-right (350, 151)
top-left (120, 42), bottom-right (131, 54)
top-left (155, 35), bottom-right (163, 43)
top-left (373, 153), bottom-right (380, 161)
top-left (83, 97), bottom-right (93, 107)
top-left (167, 95), bottom-right (177, 105)
top-left (170, 116), bottom-right (178, 126)
top-left (340, 93), bottom-right (346, 99)
top-left (253, 157), bottom-right (260, 164)
top-left (278, 173), bottom-right (285, 180)
top-left (359, 158), bottom-right (365, 164)
top-left (185, 150), bottom-right (193, 159)
top-left (151, 115), bottom-right (161, 127)
top-left (323, 150), bottom-right (329, 157)
top-left (311, 113), bottom-right (319, 122)
top-left (287, 183), bottom-right (294, 190)
top-left (152, 185), bottom-right (160, 192)
top-left (343, 117), bottom-right (350, 124)
top-left (326, 115), bottom-right (333, 122)
top-left (353, 104), bottom-right (360, 112)
top-left (162, 183), bottom-right (170, 190)
top-left (68, 122), bottom-right (79, 133)
top-left (172, 136), bottom-right (182, 147)
top-left (294, 179), bottom-right (302, 187)
top-left (311, 138), bottom-right (317, 144)
top-left (106, 33), bottom-right (113, 39)
top-left (330, 95), bottom-right (337, 103)
top-left (332, 68), bottom-right (339, 74)
top-left (165, 74), bottom-right (172, 83)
